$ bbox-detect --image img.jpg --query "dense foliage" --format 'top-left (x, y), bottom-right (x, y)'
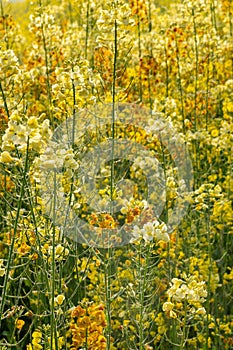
top-left (0, 0), bottom-right (232, 349)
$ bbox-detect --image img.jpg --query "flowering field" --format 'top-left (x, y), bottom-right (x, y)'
top-left (0, 0), bottom-right (233, 349)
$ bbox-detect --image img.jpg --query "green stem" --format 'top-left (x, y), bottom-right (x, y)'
top-left (104, 249), bottom-right (112, 350)
top-left (192, 8), bottom-right (198, 132)
top-left (110, 19), bottom-right (117, 208)
top-left (180, 299), bottom-right (187, 349)
top-left (205, 50), bottom-right (210, 132)
top-left (175, 36), bottom-right (185, 132)
top-left (63, 69), bottom-right (76, 231)
top-left (0, 138), bottom-right (30, 323)
top-left (105, 17), bottom-right (118, 350)
top-left (138, 243), bottom-right (151, 350)
top-left (192, 8), bottom-right (201, 190)
top-left (50, 172), bottom-right (58, 350)
top-left (137, 0), bottom-right (143, 102)
top-left (205, 209), bottom-right (211, 348)
top-left (0, 81), bottom-right (10, 120)
top-left (138, 243), bottom-right (144, 350)
top-left (148, 0), bottom-right (152, 32)
top-left (210, 0), bottom-right (217, 31)
top-left (228, 4), bottom-right (233, 75)
top-left (147, 0), bottom-right (153, 111)
top-left (38, 0), bottom-right (53, 127)
top-left (0, 0), bottom-right (9, 49)
top-left (85, 0), bottom-right (90, 60)
top-left (164, 45), bottom-right (169, 99)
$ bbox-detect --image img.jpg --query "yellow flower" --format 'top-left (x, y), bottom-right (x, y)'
top-left (169, 310), bottom-right (177, 318)
top-left (211, 129), bottom-right (219, 138)
top-left (32, 332), bottom-right (42, 341)
top-left (32, 345), bottom-right (43, 350)
top-left (55, 244), bottom-right (64, 256)
top-left (223, 268), bottom-right (233, 284)
top-left (0, 151), bottom-right (13, 163)
top-left (196, 307), bottom-right (206, 315)
top-left (0, 267), bottom-right (5, 277)
top-left (54, 244), bottom-right (69, 260)
top-left (32, 330), bottom-right (42, 344)
top-left (123, 319), bottom-right (130, 326)
top-left (27, 116), bottom-right (38, 129)
top-left (55, 294), bottom-right (65, 306)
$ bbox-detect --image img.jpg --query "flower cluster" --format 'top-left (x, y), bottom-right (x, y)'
top-left (0, 49), bottom-right (19, 80)
top-left (161, 275), bottom-right (208, 347)
top-left (164, 275), bottom-right (207, 308)
top-left (130, 220), bottom-right (169, 243)
top-left (69, 304), bottom-right (107, 350)
top-left (1, 113), bottom-right (52, 155)
top-left (27, 330), bottom-right (43, 350)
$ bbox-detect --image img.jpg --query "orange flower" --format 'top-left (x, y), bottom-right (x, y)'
top-left (17, 242), bottom-right (31, 255)
top-left (15, 319), bottom-right (25, 330)
top-left (71, 305), bottom-right (86, 318)
top-left (69, 303), bottom-right (107, 349)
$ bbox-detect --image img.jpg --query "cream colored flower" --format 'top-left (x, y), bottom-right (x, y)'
top-left (0, 259), bottom-right (6, 277)
top-left (162, 301), bottom-right (174, 312)
top-left (0, 151), bottom-right (14, 163)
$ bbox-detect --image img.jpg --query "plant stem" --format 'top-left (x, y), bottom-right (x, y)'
top-left (0, 81), bottom-right (10, 120)
top-left (105, 16), bottom-right (118, 350)
top-left (50, 171), bottom-right (58, 350)
top-left (0, 138), bottom-right (30, 324)
top-left (38, 0), bottom-right (53, 127)
top-left (137, 0), bottom-right (143, 102)
top-left (138, 242), bottom-right (143, 350)
top-left (85, 0), bottom-right (90, 60)
top-left (175, 36), bottom-right (185, 133)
